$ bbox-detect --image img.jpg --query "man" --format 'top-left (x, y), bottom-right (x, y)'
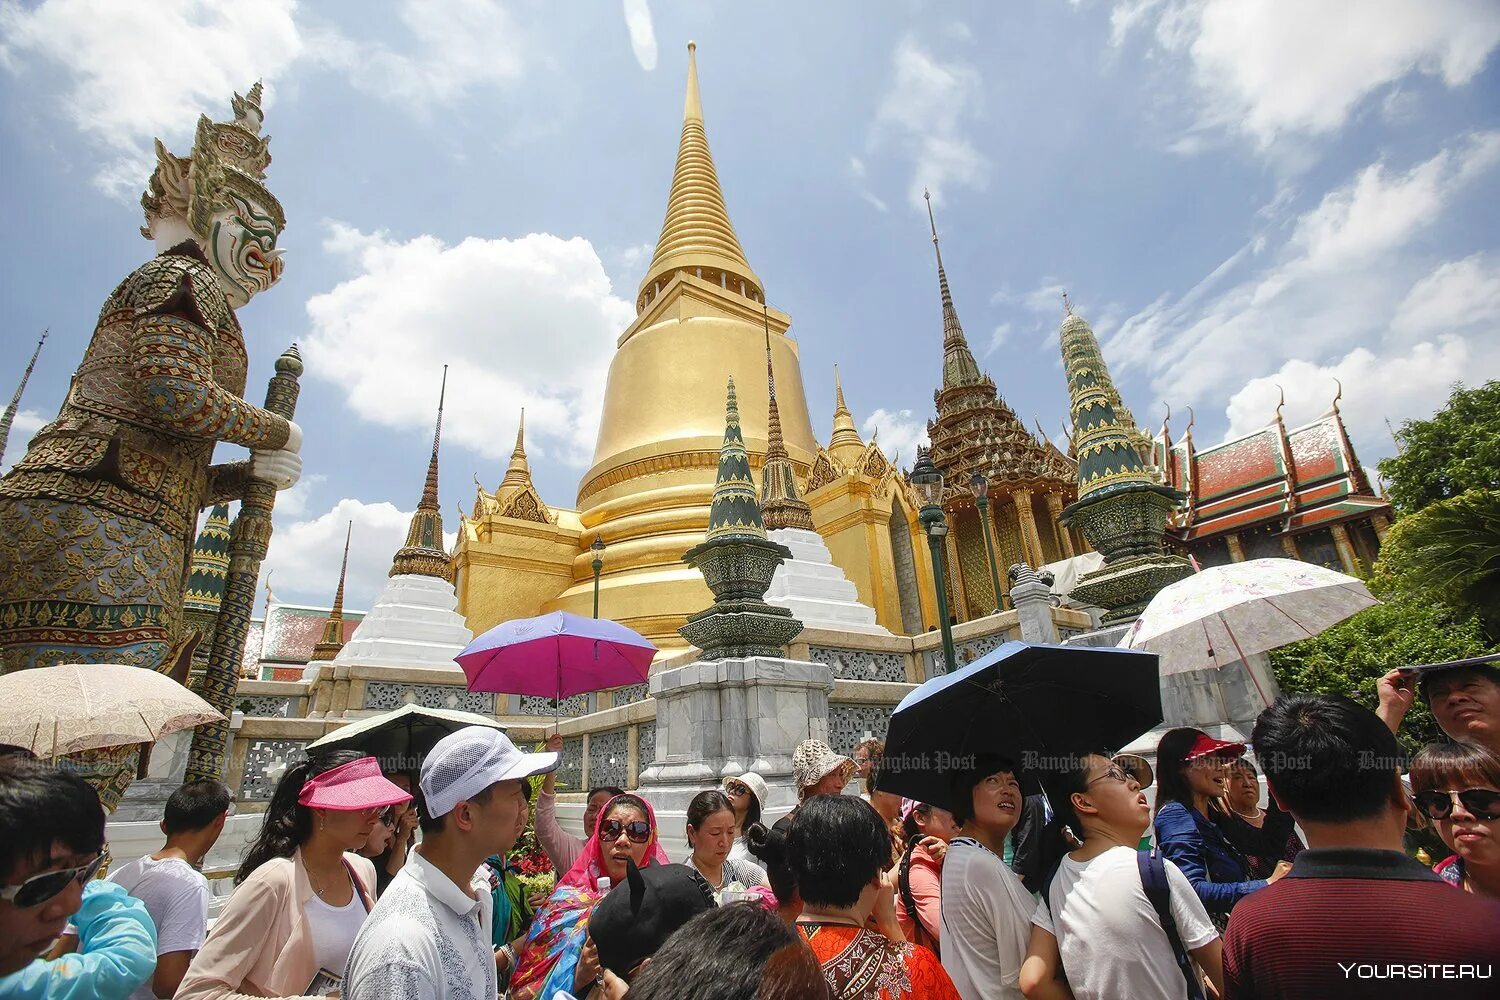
top-left (1020, 753), bottom-right (1222, 1000)
top-left (1377, 653), bottom-right (1500, 755)
top-left (1225, 694), bottom-right (1500, 998)
top-left (0, 757), bottom-right (155, 999)
top-left (108, 780), bottom-right (230, 1000)
top-left (344, 727), bottom-right (558, 1000)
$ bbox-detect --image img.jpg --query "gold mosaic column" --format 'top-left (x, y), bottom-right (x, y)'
top-left (1046, 493), bottom-right (1074, 558)
top-left (1330, 523), bottom-right (1359, 575)
top-left (1012, 488), bottom-right (1044, 568)
top-left (1280, 534), bottom-right (1299, 559)
top-left (943, 524), bottom-right (968, 624)
top-left (1225, 534), bottom-right (1246, 562)
top-left (1372, 514), bottom-right (1391, 542)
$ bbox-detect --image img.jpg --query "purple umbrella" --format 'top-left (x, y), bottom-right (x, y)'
top-left (457, 611), bottom-right (656, 718)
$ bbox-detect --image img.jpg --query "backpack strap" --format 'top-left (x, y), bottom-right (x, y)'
top-left (343, 857), bottom-right (376, 914)
top-left (1137, 849), bottom-right (1205, 1000)
top-left (898, 846), bottom-right (920, 926)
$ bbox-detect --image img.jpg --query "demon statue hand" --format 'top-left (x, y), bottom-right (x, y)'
top-left (0, 83), bottom-right (298, 809)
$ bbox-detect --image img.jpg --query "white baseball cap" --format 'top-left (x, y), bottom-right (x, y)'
top-left (420, 726), bottom-right (559, 819)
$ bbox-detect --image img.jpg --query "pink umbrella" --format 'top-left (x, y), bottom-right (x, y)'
top-left (457, 611), bottom-right (656, 717)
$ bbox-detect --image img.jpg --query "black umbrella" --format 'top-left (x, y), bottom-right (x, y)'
top-left (880, 640), bottom-right (1162, 811)
top-left (306, 704), bottom-right (509, 772)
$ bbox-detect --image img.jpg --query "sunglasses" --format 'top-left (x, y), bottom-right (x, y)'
top-left (0, 852), bottom-right (105, 909)
top-left (600, 818), bottom-right (652, 844)
top-left (1414, 788), bottom-right (1500, 822)
top-left (724, 783), bottom-right (750, 797)
top-left (379, 808), bottom-right (396, 828)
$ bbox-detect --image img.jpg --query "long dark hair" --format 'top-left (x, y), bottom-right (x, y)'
top-left (627, 902), bottom-right (829, 1000)
top-left (745, 818), bottom-right (796, 905)
top-left (236, 748), bottom-right (364, 884)
top-left (1154, 727), bottom-right (1210, 816)
top-left (687, 790), bottom-right (735, 832)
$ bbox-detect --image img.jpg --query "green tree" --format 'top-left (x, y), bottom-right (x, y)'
top-left (1372, 490), bottom-right (1500, 641)
top-left (1378, 380), bottom-right (1500, 516)
top-left (1269, 594), bottom-right (1496, 756)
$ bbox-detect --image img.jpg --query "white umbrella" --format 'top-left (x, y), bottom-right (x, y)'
top-left (1125, 558), bottom-right (1378, 702)
top-left (0, 663), bottom-right (224, 758)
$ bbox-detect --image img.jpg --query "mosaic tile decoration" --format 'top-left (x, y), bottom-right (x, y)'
top-left (829, 703), bottom-right (893, 759)
top-left (364, 681), bottom-right (494, 715)
top-left (557, 736), bottom-right (585, 793)
top-left (637, 722), bottom-right (657, 770)
top-left (610, 683), bottom-right (650, 706)
top-left (236, 695), bottom-right (293, 718)
top-left (923, 629), bottom-right (1014, 679)
top-left (515, 692), bottom-right (592, 717)
top-left (241, 739), bottom-right (308, 801)
top-left (588, 729), bottom-right (630, 791)
top-left (808, 645), bottom-right (908, 683)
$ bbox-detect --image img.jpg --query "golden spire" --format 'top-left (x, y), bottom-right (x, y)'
top-left (829, 364), bottom-right (864, 465)
top-left (310, 521), bottom-right (352, 661)
top-left (501, 407), bottom-right (530, 487)
top-left (391, 366), bottom-right (453, 581)
top-left (0, 328), bottom-right (47, 468)
top-left (760, 305), bottom-right (815, 531)
top-left (636, 42), bottom-right (762, 312)
top-left (923, 189), bottom-right (983, 389)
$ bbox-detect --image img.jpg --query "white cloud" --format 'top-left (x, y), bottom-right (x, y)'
top-left (616, 242), bottom-right (655, 278)
top-left (1222, 337), bottom-right (1476, 449)
top-left (859, 190), bottom-right (890, 214)
top-left (986, 322), bottom-right (1012, 355)
top-left (1392, 254), bottom-right (1500, 337)
top-left (0, 0), bottom-right (304, 196)
top-left (275, 473), bottom-right (327, 519)
top-left (1109, 0), bottom-right (1500, 151)
top-left (621, 0), bottom-right (657, 71)
top-left (303, 222), bottom-right (635, 470)
top-left (863, 408), bottom-right (928, 466)
top-left (262, 497), bottom-right (457, 610)
top-left (870, 37), bottom-right (986, 208)
top-left (0, 410), bottom-right (47, 474)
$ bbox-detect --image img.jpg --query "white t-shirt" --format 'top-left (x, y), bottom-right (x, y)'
top-left (940, 838), bottom-right (1032, 1000)
top-left (306, 890), bottom-right (368, 981)
top-left (1031, 846), bottom-right (1218, 1000)
top-left (343, 849), bottom-right (496, 1000)
top-left (108, 855), bottom-right (210, 1000)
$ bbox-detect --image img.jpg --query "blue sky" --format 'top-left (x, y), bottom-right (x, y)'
top-left (2, 0), bottom-right (1498, 610)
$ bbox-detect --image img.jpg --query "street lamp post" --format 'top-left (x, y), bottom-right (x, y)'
top-left (969, 471), bottom-right (1004, 615)
top-left (591, 535), bottom-right (605, 619)
top-left (911, 448), bottom-right (957, 675)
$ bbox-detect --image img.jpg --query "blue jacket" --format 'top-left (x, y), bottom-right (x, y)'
top-left (0, 881), bottom-right (157, 1000)
top-left (1153, 800), bottom-right (1267, 915)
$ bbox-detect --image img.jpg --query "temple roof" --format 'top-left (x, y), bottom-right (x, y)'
top-left (828, 365), bottom-right (866, 467)
top-left (1154, 402), bottom-right (1390, 541)
top-left (391, 367), bottom-right (453, 580)
top-left (184, 503), bottom-right (232, 613)
top-left (924, 191), bottom-right (984, 392)
top-left (761, 318), bottom-right (815, 531)
top-left (637, 43), bottom-right (762, 312)
top-left (309, 521), bottom-right (352, 662)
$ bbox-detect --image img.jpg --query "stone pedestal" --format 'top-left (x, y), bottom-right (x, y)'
top-left (638, 656), bottom-right (835, 820)
top-left (113, 729), bottom-right (194, 821)
top-left (765, 528), bottom-right (891, 635)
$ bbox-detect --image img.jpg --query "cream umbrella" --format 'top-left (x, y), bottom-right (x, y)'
top-left (0, 663), bottom-right (224, 758)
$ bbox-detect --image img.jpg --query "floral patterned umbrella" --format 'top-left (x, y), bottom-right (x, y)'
top-left (0, 663), bottom-right (224, 758)
top-left (1124, 558), bottom-right (1378, 697)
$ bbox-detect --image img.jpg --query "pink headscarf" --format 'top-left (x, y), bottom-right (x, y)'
top-left (557, 793), bottom-right (670, 891)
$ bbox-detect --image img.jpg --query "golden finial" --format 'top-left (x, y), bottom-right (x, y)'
top-left (683, 41), bottom-right (702, 123)
top-left (1062, 290), bottom-right (1073, 317)
top-left (1331, 377), bottom-right (1343, 414)
top-left (1184, 405), bottom-right (1196, 442)
top-left (1274, 384), bottom-right (1286, 424)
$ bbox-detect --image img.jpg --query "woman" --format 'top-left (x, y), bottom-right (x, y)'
top-left (791, 795), bottom-right (960, 999)
top-left (792, 740), bottom-right (855, 805)
top-left (540, 733), bottom-right (626, 873)
top-left (722, 771), bottom-right (768, 867)
top-left (371, 771), bottom-right (417, 897)
top-left (1217, 756), bottom-right (1304, 879)
top-left (175, 751), bottom-right (411, 999)
top-left (357, 807), bottom-right (396, 861)
top-left (687, 790), bottom-right (769, 902)
top-left (894, 800), bottom-right (958, 956)
top-left (1411, 742), bottom-right (1500, 900)
top-left (746, 820), bottom-right (801, 924)
top-left (510, 792), bottom-right (669, 1000)
top-left (626, 902), bottom-right (832, 1000)
top-left (1153, 729), bottom-right (1289, 925)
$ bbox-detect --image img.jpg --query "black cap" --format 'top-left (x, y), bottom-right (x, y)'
top-left (590, 860), bottom-right (716, 976)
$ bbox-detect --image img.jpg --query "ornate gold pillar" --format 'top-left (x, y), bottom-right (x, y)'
top-left (943, 520), bottom-right (968, 624)
top-left (1012, 488), bottom-right (1044, 568)
top-left (1280, 534), bottom-right (1299, 559)
top-left (1330, 522), bottom-right (1359, 575)
top-left (1372, 513), bottom-right (1391, 542)
top-left (1045, 493), bottom-right (1074, 558)
top-left (1225, 533), bottom-right (1246, 563)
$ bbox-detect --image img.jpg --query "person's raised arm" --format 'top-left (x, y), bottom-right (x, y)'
top-left (1375, 669), bottom-right (1417, 736)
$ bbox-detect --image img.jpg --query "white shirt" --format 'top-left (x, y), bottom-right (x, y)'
top-left (306, 890), bottom-right (367, 981)
top-left (108, 855), bottom-right (210, 1000)
top-left (1031, 846), bottom-right (1218, 1000)
top-left (940, 838), bottom-right (1032, 1000)
top-left (343, 848), bottom-right (495, 1000)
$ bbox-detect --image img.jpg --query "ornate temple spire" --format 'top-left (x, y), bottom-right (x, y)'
top-left (0, 328), bottom-right (47, 468)
top-left (637, 42), bottom-right (762, 313)
top-left (501, 408), bottom-right (530, 488)
top-left (760, 307), bottom-right (816, 531)
top-left (391, 366), bottom-right (453, 580)
top-left (183, 504), bottom-right (232, 614)
top-left (310, 521), bottom-right (352, 662)
top-left (1060, 308), bottom-right (1157, 501)
top-left (923, 190), bottom-right (983, 389)
top-left (706, 376), bottom-right (767, 541)
top-left (828, 364), bottom-right (865, 465)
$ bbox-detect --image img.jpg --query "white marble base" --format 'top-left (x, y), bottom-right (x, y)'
top-left (313, 574), bottom-right (472, 678)
top-left (765, 528), bottom-right (890, 635)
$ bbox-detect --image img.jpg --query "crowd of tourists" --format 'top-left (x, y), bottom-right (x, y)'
top-left (3, 656), bottom-right (1499, 999)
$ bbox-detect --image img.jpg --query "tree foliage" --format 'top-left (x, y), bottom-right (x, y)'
top-left (1378, 380), bottom-right (1500, 516)
top-left (1372, 490), bottom-right (1500, 640)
